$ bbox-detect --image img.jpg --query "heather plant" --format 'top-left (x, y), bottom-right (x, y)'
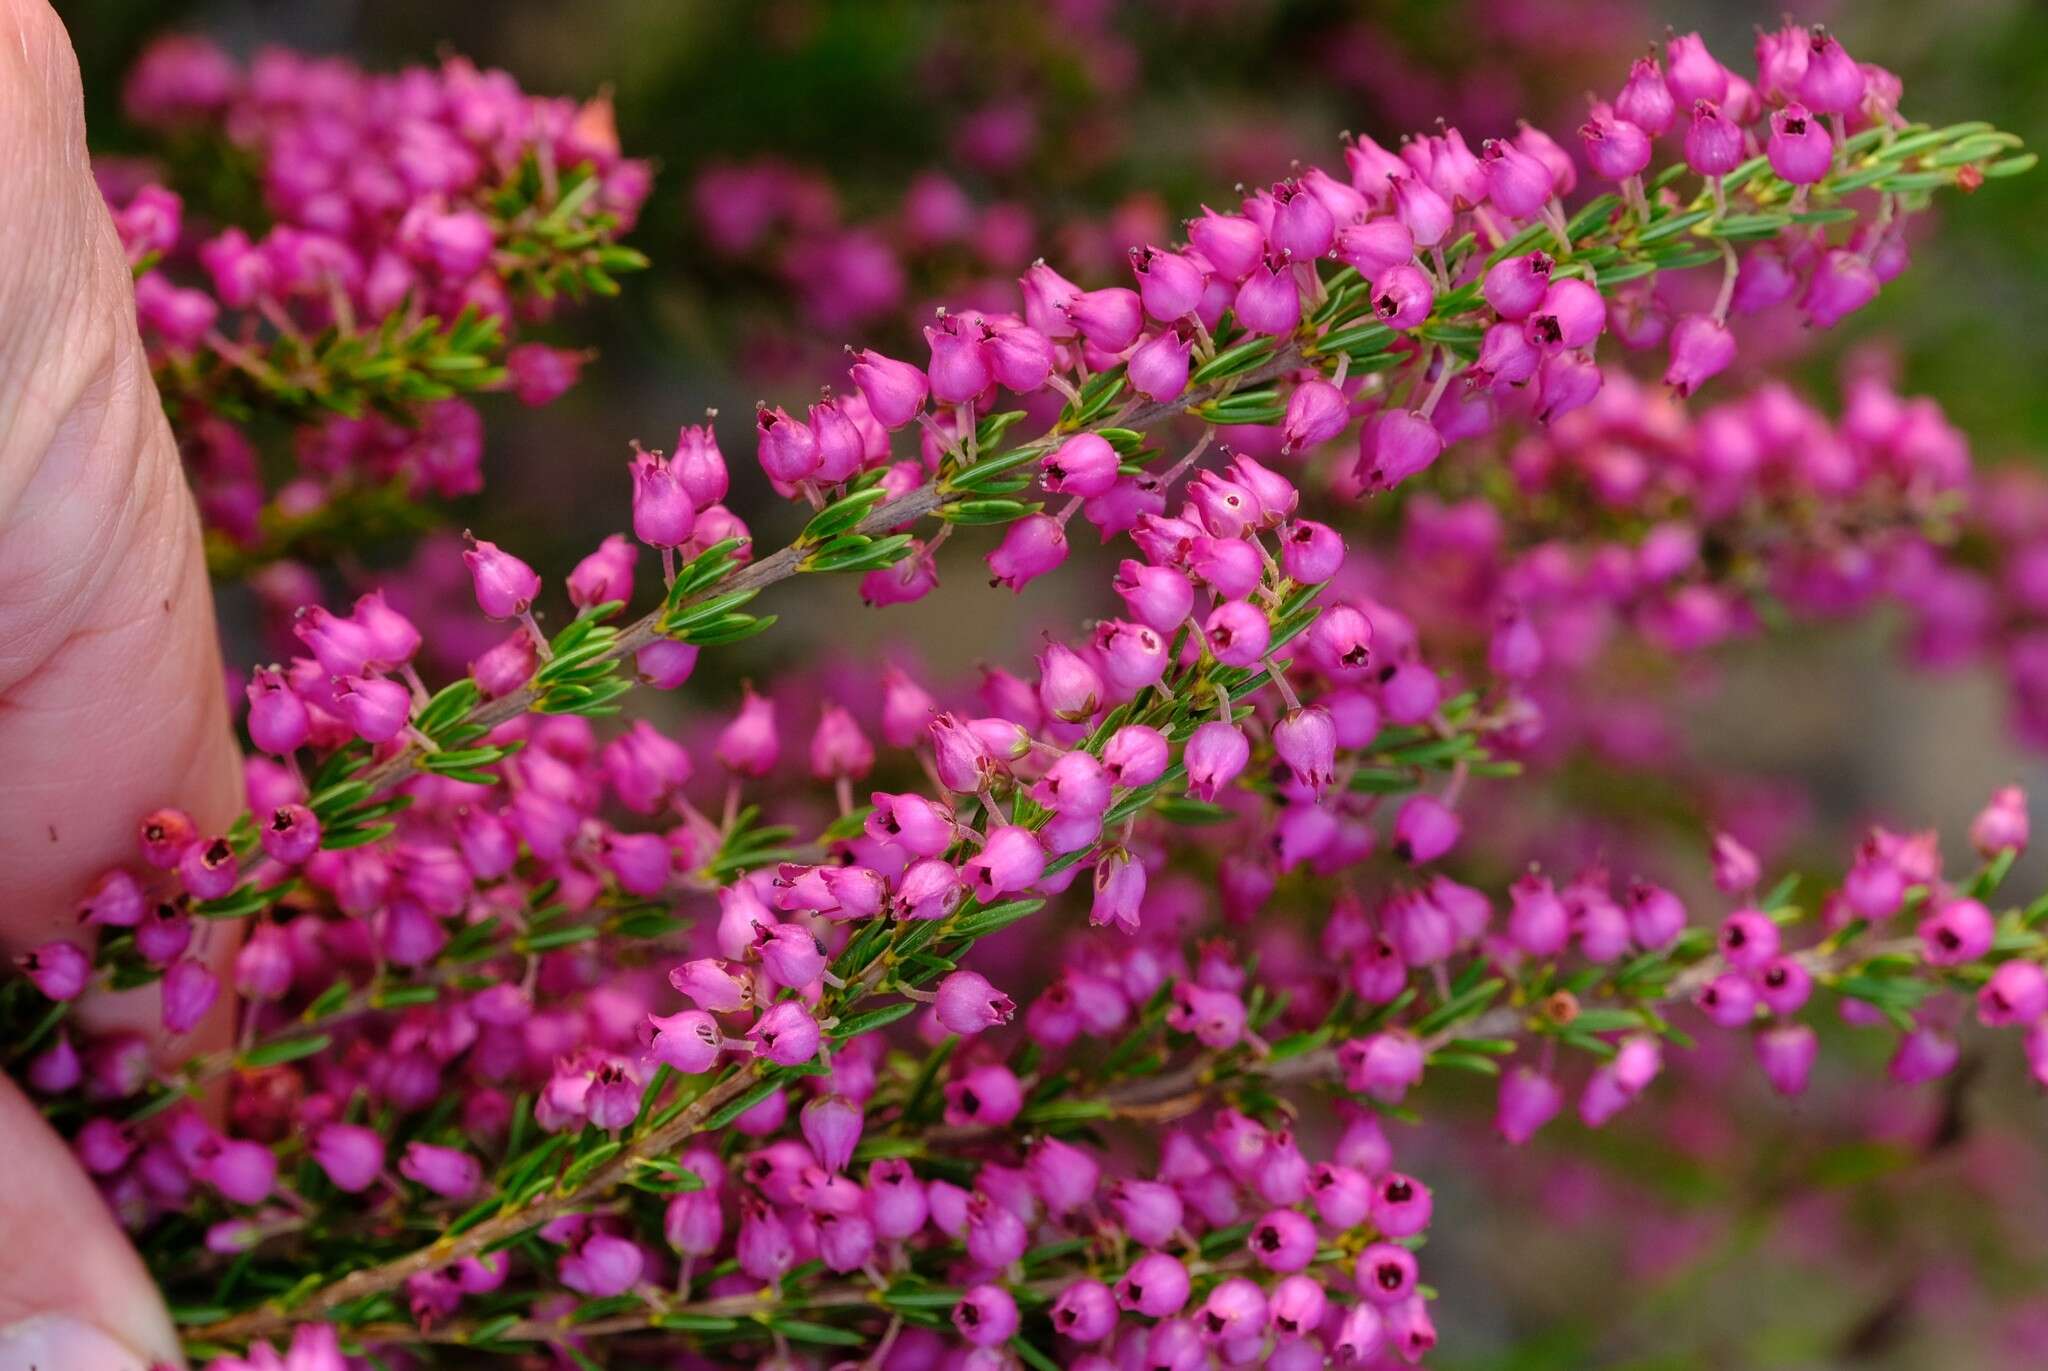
top-left (4, 13), bottom-right (2045, 1371)
top-left (106, 38), bottom-right (650, 573)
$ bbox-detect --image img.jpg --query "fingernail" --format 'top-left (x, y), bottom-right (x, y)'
top-left (0, 1315), bottom-right (155, 1371)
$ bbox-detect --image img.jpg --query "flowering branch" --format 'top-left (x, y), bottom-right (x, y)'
top-left (9, 25), bottom-right (2040, 1371)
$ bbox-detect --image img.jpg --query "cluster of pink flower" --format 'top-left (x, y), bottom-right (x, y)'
top-left (103, 36), bottom-right (649, 552)
top-left (681, 0), bottom-right (1654, 371)
top-left (725, 25), bottom-right (1932, 609)
top-left (1345, 362), bottom-right (2048, 788)
top-left (1899, 463), bottom-right (2048, 753)
top-left (1354, 368), bottom-right (1962, 741)
top-left (694, 157), bottom-right (1226, 342)
top-left (5, 22), bottom-right (2038, 1371)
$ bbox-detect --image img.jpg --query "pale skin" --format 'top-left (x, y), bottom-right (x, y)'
top-left (1, 0), bottom-right (242, 1365)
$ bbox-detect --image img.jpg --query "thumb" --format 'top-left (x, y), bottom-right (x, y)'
top-left (0, 0), bottom-right (242, 941)
top-left (0, 2), bottom-right (237, 1367)
top-left (0, 1079), bottom-right (181, 1370)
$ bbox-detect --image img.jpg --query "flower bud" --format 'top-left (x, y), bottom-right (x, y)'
top-left (1233, 255), bottom-right (1301, 336)
top-left (401, 1141), bottom-right (481, 1200)
top-left (1114, 559), bottom-right (1195, 631)
top-left (1332, 218), bottom-right (1415, 276)
top-left (1085, 846), bottom-right (1146, 934)
top-left (1388, 173), bottom-right (1453, 247)
top-left (1052, 1278), bottom-right (1118, 1343)
top-left (1527, 277), bottom-right (1605, 352)
top-left (1271, 707), bottom-right (1336, 796)
top-left (1953, 793), bottom-right (2019, 871)
top-left (754, 404), bottom-right (820, 483)
top-left (649, 1009), bottom-right (724, 1072)
top-left (341, 594), bottom-right (415, 672)
top-left (946, 1065), bottom-right (1024, 1130)
top-left (963, 825), bottom-right (1046, 901)
top-left (161, 958), bottom-right (220, 1034)
top-left (79, 870), bottom-right (146, 928)
top-left (1248, 1208), bottom-right (1319, 1273)
top-left (1508, 870), bottom-right (1569, 956)
top-left (1277, 519), bottom-right (1344, 584)
top-left (1102, 724), bottom-right (1170, 788)
top-left (1767, 103), bottom-right (1833, 185)
top-left (1615, 55), bottom-right (1676, 136)
top-left (1204, 600), bottom-right (1270, 667)
top-left (629, 448), bottom-right (696, 548)
top-left (1387, 1294), bottom-right (1438, 1362)
top-left (500, 342), bottom-right (582, 406)
top-left (848, 349), bottom-right (928, 429)
top-left (244, 665), bottom-right (310, 756)
top-left (952, 1284), bottom-right (1019, 1348)
top-left (1371, 262), bottom-right (1435, 330)
top-left (333, 673), bottom-right (412, 744)
top-left (1392, 793), bottom-right (1461, 864)
top-left (1117, 1252), bottom-right (1191, 1318)
top-left (756, 921), bottom-right (828, 987)
top-left (1536, 348), bottom-right (1603, 423)
top-left (986, 513), bottom-right (1068, 592)
top-left (808, 704), bottom-right (873, 780)
top-left (748, 1000), bottom-right (822, 1066)
top-left (567, 534), bottom-right (638, 609)
top-left (19, 941), bottom-right (90, 1001)
top-left (1919, 897), bottom-right (1995, 966)
top-left (1695, 971), bottom-right (1758, 1028)
top-left (1349, 1242), bottom-right (1417, 1309)
top-left (1719, 908), bottom-right (1780, 970)
top-left (1127, 326), bottom-right (1192, 403)
top-left (260, 803), bottom-right (320, 865)
top-left (928, 713), bottom-right (996, 794)
top-left (804, 395), bottom-right (865, 484)
top-left (1756, 1022), bottom-right (1819, 1096)
top-left (1340, 1029), bottom-right (1425, 1102)
top-left (1579, 110), bottom-right (1652, 181)
top-left (1480, 137), bottom-right (1552, 219)
top-left (714, 686), bottom-right (779, 777)
top-left (293, 606), bottom-right (375, 678)
top-left (668, 958), bottom-right (753, 1013)
top-left (1980, 960), bottom-right (2048, 1027)
top-left (1358, 408), bottom-right (1444, 490)
top-left (1483, 251), bottom-right (1554, 321)
top-left (865, 1157), bottom-right (928, 1240)
top-left (459, 535), bottom-right (540, 622)
top-left (1188, 207), bottom-right (1265, 282)
top-left (935, 970), bottom-right (1016, 1036)
top-left (1063, 286), bottom-right (1144, 352)
top-left (471, 626), bottom-right (539, 699)
top-left (1268, 178), bottom-right (1337, 260)
top-left (636, 638), bottom-right (699, 689)
top-left (1890, 1025), bottom-right (1959, 1084)
top-left (799, 1095), bottom-right (862, 1173)
top-left (1801, 248), bottom-right (1879, 328)
top-left (1268, 1273), bottom-right (1328, 1339)
top-left (1656, 31), bottom-right (1723, 104)
top-left (1798, 26), bottom-right (1865, 114)
top-left (1185, 721), bottom-right (1250, 801)
top-left (1094, 620), bottom-right (1169, 693)
top-left (1020, 260), bottom-right (1084, 338)
top-left (1495, 1065), bottom-right (1562, 1144)
top-left (1625, 880), bottom-right (1686, 949)
top-left (1041, 433), bottom-right (1120, 498)
top-left (1684, 99), bottom-right (1743, 177)
top-left (1131, 245), bottom-right (1207, 322)
top-left (1664, 314), bottom-right (1736, 397)
top-left (1035, 751), bottom-right (1112, 819)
